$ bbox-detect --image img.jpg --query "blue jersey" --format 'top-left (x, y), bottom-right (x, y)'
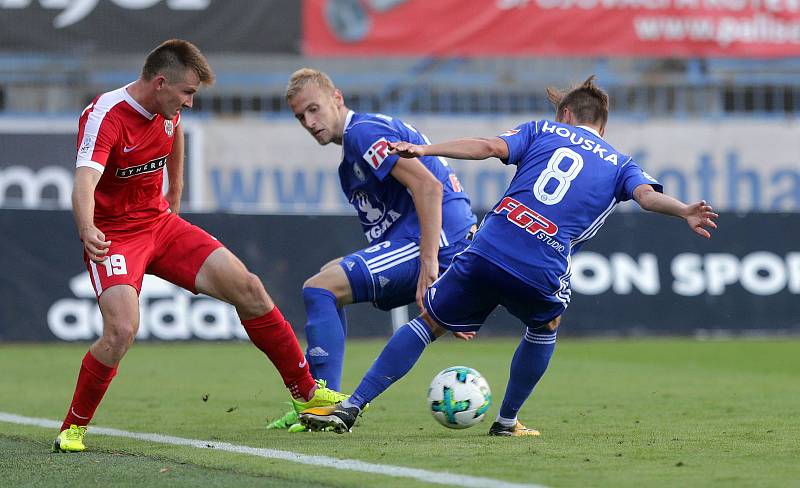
top-left (466, 120), bottom-right (662, 304)
top-left (339, 111), bottom-right (476, 244)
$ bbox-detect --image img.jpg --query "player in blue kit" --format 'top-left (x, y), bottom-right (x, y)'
top-left (299, 76), bottom-right (719, 436)
top-left (266, 68), bottom-right (477, 431)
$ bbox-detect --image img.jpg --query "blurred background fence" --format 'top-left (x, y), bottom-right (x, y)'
top-left (2, 0), bottom-right (799, 340)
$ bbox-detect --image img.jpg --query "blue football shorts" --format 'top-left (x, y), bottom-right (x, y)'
top-left (423, 250), bottom-right (566, 332)
top-left (340, 236), bottom-right (470, 311)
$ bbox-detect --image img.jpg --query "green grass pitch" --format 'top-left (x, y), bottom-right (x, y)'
top-left (0, 338), bottom-right (798, 487)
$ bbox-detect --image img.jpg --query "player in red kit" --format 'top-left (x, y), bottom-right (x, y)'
top-left (53, 39), bottom-right (346, 453)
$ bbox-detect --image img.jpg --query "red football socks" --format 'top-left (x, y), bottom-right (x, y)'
top-left (60, 351), bottom-right (117, 432)
top-left (241, 306), bottom-right (316, 400)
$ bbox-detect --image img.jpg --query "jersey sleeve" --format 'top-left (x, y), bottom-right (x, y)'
top-left (496, 121), bottom-right (537, 166)
top-left (348, 122), bottom-right (401, 181)
top-left (76, 109), bottom-right (120, 174)
top-left (615, 159), bottom-right (664, 202)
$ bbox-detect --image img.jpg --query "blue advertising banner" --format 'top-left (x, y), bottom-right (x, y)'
top-left (3, 117), bottom-right (798, 214)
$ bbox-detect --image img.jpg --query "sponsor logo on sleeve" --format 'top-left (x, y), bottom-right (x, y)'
top-left (78, 135), bottom-right (95, 156)
top-left (363, 137), bottom-right (390, 169)
top-left (448, 174), bottom-right (463, 192)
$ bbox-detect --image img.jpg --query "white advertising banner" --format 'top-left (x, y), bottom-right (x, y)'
top-left (199, 116), bottom-right (800, 213)
top-left (2, 116), bottom-right (798, 213)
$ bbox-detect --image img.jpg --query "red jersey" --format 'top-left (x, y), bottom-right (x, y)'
top-left (76, 84), bottom-right (180, 230)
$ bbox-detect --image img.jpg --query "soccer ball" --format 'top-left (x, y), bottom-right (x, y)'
top-left (427, 366), bottom-right (492, 429)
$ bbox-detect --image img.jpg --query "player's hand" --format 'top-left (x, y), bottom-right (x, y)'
top-left (166, 192), bottom-right (181, 215)
top-left (415, 255), bottom-right (439, 310)
top-left (683, 200), bottom-right (718, 239)
top-left (80, 226), bottom-right (111, 262)
top-left (388, 141), bottom-right (426, 158)
top-left (453, 331), bottom-right (476, 341)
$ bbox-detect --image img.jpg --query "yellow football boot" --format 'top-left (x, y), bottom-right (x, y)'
top-left (266, 380), bottom-right (349, 433)
top-left (52, 425), bottom-right (87, 452)
top-left (488, 420), bottom-right (541, 437)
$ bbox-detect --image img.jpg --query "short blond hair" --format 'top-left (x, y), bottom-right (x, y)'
top-left (286, 68), bottom-right (336, 100)
top-left (546, 75), bottom-right (608, 127)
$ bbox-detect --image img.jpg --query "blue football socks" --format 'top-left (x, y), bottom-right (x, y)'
top-left (303, 287), bottom-right (346, 391)
top-left (345, 318), bottom-right (435, 410)
top-left (498, 328), bottom-right (557, 421)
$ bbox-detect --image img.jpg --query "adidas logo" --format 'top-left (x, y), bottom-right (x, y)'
top-left (48, 272), bottom-right (243, 341)
top-left (379, 276), bottom-right (391, 288)
top-left (307, 347), bottom-right (329, 357)
top-left (344, 260), bottom-right (355, 271)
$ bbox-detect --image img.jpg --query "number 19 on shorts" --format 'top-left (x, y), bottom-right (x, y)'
top-left (100, 254), bottom-right (128, 276)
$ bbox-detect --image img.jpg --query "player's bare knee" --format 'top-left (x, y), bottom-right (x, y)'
top-left (420, 311), bottom-right (448, 338)
top-left (303, 268), bottom-right (345, 298)
top-left (319, 257), bottom-right (343, 272)
top-left (240, 272), bottom-right (270, 308)
top-left (217, 270), bottom-right (271, 319)
top-left (102, 323), bottom-right (136, 352)
top-left (545, 316), bottom-right (561, 332)
top-left (303, 268), bottom-right (337, 291)
top-left (303, 274), bottom-right (324, 290)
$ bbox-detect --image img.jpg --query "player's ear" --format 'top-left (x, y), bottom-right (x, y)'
top-left (154, 75), bottom-right (167, 90)
top-left (556, 106), bottom-right (570, 123)
top-left (333, 88), bottom-right (345, 106)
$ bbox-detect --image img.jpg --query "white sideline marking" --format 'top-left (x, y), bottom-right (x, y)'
top-left (0, 412), bottom-right (548, 488)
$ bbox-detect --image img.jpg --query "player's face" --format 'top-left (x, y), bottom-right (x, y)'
top-left (155, 68), bottom-right (200, 120)
top-left (288, 83), bottom-right (344, 145)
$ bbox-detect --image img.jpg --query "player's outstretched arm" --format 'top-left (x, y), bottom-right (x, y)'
top-left (388, 137), bottom-right (509, 161)
top-left (633, 184), bottom-right (719, 239)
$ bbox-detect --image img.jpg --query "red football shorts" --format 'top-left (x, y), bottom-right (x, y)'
top-left (84, 212), bottom-right (224, 297)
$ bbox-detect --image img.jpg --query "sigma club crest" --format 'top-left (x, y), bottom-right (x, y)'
top-left (351, 190), bottom-right (386, 225)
